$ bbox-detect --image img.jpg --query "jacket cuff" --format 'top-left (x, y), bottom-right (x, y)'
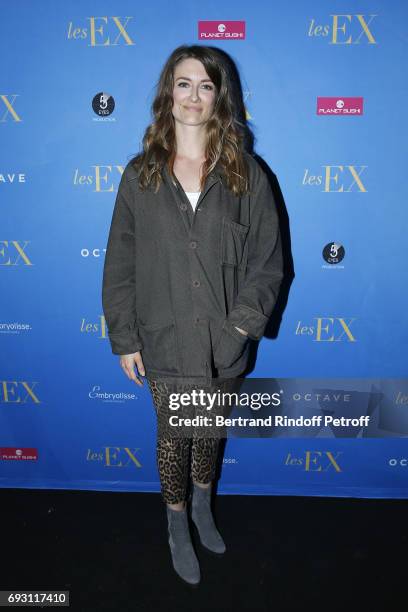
top-left (226, 304), bottom-right (269, 341)
top-left (108, 330), bottom-right (144, 356)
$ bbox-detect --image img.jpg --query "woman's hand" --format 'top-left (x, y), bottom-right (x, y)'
top-left (119, 351), bottom-right (145, 386)
top-left (234, 326), bottom-right (248, 336)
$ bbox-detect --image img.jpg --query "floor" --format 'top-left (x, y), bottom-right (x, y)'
top-left (1, 488), bottom-right (406, 611)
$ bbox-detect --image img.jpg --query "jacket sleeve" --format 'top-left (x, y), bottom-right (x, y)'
top-left (102, 168), bottom-right (143, 355)
top-left (226, 167), bottom-right (284, 341)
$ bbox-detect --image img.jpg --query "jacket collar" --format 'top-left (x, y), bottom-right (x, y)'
top-left (162, 159), bottom-right (223, 194)
top-left (162, 159), bottom-right (222, 234)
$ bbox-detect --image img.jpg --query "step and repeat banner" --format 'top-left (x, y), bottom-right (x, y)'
top-left (1, 1), bottom-right (407, 498)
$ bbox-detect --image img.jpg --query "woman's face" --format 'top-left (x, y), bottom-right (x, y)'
top-left (172, 57), bottom-right (217, 127)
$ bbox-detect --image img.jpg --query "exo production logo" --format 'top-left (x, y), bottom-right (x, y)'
top-left (92, 92), bottom-right (115, 117)
top-left (323, 242), bottom-right (345, 264)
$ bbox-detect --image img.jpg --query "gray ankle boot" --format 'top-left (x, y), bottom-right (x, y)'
top-left (190, 483), bottom-right (226, 554)
top-left (166, 505), bottom-right (201, 585)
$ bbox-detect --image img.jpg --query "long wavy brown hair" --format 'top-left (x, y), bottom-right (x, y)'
top-left (130, 44), bottom-right (250, 196)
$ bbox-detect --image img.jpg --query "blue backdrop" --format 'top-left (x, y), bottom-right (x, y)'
top-left (1, 0), bottom-right (407, 498)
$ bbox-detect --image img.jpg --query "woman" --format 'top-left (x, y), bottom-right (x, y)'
top-left (102, 44), bottom-right (284, 586)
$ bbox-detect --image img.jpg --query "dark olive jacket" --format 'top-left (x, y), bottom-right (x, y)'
top-left (102, 151), bottom-right (284, 385)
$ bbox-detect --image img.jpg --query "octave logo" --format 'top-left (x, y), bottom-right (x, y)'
top-left (0, 171), bottom-right (26, 184)
top-left (80, 248), bottom-right (107, 258)
top-left (388, 458), bottom-right (408, 468)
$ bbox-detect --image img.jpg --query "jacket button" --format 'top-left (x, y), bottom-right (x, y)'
top-left (192, 279), bottom-right (200, 287)
top-left (190, 241), bottom-right (197, 249)
top-left (180, 203), bottom-right (188, 211)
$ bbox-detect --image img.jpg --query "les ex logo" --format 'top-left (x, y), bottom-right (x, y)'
top-left (67, 17), bottom-right (135, 45)
top-left (308, 14), bottom-right (377, 43)
top-left (0, 381), bottom-right (40, 403)
top-left (286, 451), bottom-right (343, 472)
top-left (73, 165), bottom-right (125, 191)
top-left (87, 447), bottom-right (142, 468)
top-left (296, 318), bottom-right (357, 341)
top-left (0, 95), bottom-right (21, 122)
top-left (0, 241), bottom-right (32, 266)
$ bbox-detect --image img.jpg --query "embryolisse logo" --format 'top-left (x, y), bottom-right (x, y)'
top-left (198, 21), bottom-right (246, 39)
top-left (92, 92), bottom-right (116, 122)
top-left (67, 17), bottom-right (135, 45)
top-left (88, 385), bottom-right (136, 403)
top-left (0, 322), bottom-right (31, 334)
top-left (302, 166), bottom-right (367, 192)
top-left (307, 14), bottom-right (377, 44)
top-left (322, 242), bottom-right (345, 265)
top-left (0, 241), bottom-right (33, 266)
top-left (295, 318), bottom-right (357, 341)
top-left (0, 94), bottom-right (21, 122)
top-left (86, 447), bottom-right (142, 468)
top-left (73, 165), bottom-right (124, 190)
top-left (223, 456), bottom-right (238, 465)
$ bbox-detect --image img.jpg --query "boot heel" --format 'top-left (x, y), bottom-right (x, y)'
top-left (190, 517), bottom-right (225, 557)
top-left (189, 483), bottom-right (226, 555)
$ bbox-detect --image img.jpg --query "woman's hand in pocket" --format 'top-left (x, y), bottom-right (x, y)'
top-left (213, 322), bottom-right (249, 371)
top-left (234, 326), bottom-right (248, 336)
top-left (119, 351), bottom-right (145, 386)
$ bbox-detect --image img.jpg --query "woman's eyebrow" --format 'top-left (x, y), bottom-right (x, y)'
top-left (175, 76), bottom-right (213, 82)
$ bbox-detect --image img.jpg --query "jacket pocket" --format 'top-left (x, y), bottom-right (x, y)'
top-left (138, 321), bottom-right (180, 374)
top-left (213, 319), bottom-right (249, 371)
top-left (220, 217), bottom-right (250, 269)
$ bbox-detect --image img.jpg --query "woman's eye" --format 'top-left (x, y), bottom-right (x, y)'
top-left (177, 82), bottom-right (213, 90)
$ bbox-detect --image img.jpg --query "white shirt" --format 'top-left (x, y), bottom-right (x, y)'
top-left (185, 191), bottom-right (201, 211)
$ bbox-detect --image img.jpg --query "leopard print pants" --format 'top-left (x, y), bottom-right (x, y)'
top-left (146, 377), bottom-right (241, 504)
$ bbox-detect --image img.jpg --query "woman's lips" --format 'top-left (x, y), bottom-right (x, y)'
top-left (185, 106), bottom-right (202, 112)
